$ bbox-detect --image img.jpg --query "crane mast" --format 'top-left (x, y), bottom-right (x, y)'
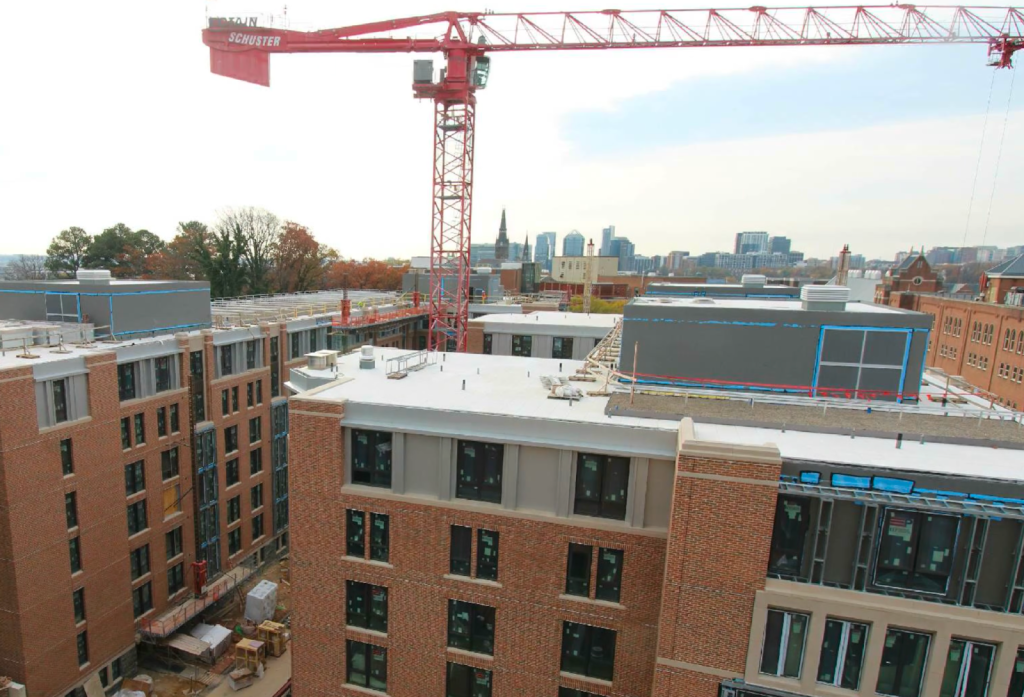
top-left (202, 6), bottom-right (1024, 351)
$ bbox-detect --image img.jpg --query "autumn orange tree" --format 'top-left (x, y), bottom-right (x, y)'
top-left (274, 222), bottom-right (338, 293)
top-left (323, 259), bottom-right (407, 290)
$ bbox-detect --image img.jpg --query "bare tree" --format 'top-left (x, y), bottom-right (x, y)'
top-left (4, 255), bottom-right (48, 280)
top-left (214, 207), bottom-right (280, 295)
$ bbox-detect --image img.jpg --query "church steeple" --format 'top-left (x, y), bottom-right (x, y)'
top-left (494, 208), bottom-right (509, 262)
top-left (521, 234), bottom-right (531, 262)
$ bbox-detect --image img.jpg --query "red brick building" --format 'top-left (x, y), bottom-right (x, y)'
top-left (981, 254), bottom-right (1024, 304)
top-left (873, 254), bottom-right (942, 305)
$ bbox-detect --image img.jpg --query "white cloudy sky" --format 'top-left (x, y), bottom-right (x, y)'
top-left (0, 1), bottom-right (1020, 261)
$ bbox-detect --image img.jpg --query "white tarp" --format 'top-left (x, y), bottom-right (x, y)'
top-left (190, 623), bottom-right (233, 659)
top-left (244, 580), bottom-right (278, 623)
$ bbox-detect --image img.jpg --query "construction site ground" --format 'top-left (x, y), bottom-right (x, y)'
top-left (137, 558), bottom-right (291, 697)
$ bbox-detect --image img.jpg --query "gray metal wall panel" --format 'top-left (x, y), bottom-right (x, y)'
top-left (0, 292), bottom-right (46, 320)
top-left (533, 335), bottom-right (553, 358)
top-left (492, 334), bottom-right (512, 356)
top-left (516, 446), bottom-right (561, 515)
top-left (111, 290), bottom-right (210, 336)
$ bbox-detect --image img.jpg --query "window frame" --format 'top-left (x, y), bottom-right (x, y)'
top-left (73, 588), bottom-right (85, 624)
top-left (76, 631), bottom-right (88, 666)
top-left (552, 336), bottom-right (574, 359)
top-left (560, 621), bottom-right (616, 681)
top-left (66, 492), bottom-right (78, 529)
top-left (132, 581), bottom-right (153, 618)
top-left (226, 457), bottom-right (240, 486)
top-left (370, 513), bottom-right (389, 563)
top-left (157, 407), bottom-right (167, 437)
top-left (161, 447), bottom-right (179, 480)
top-left (117, 363), bottom-right (137, 402)
top-left (447, 599), bottom-right (496, 656)
top-left (70, 536), bottom-right (82, 573)
top-left (573, 453), bottom-right (630, 521)
top-left (346, 580), bottom-right (389, 633)
top-left (876, 628), bottom-right (931, 697)
top-left (129, 544), bottom-right (150, 581)
top-left (768, 496), bottom-right (811, 579)
top-left (446, 662), bottom-right (492, 697)
top-left (346, 640), bottom-right (387, 692)
top-left (125, 460), bottom-right (145, 496)
top-left (347, 509), bottom-right (366, 558)
top-left (511, 334), bottom-right (532, 357)
top-left (166, 527), bottom-right (183, 560)
top-left (127, 500), bottom-right (148, 536)
top-left (351, 429), bottom-right (393, 488)
top-left (450, 525), bottom-right (472, 576)
top-left (759, 608), bottom-right (810, 679)
top-left (817, 618), bottom-right (869, 690)
top-left (61, 438), bottom-right (74, 475)
top-left (595, 547), bottom-right (623, 603)
top-left (476, 529), bottom-right (499, 581)
top-left (455, 440), bottom-right (503, 504)
top-left (873, 508), bottom-right (961, 596)
top-left (167, 562), bottom-right (185, 595)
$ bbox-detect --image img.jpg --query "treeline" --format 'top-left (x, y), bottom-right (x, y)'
top-left (37, 207), bottom-right (407, 297)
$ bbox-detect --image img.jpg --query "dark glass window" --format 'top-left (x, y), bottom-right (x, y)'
top-left (476, 529), bottom-right (499, 581)
top-left (760, 609), bottom-right (809, 678)
top-left (231, 386), bottom-right (239, 412)
top-left (246, 340), bottom-right (257, 371)
top-left (132, 581), bottom-right (153, 618)
top-left (574, 453), bottom-right (629, 520)
top-left (121, 417), bottom-right (131, 449)
top-left (875, 509), bottom-right (959, 594)
top-left (157, 407), bottom-right (167, 437)
top-left (876, 629), bottom-right (930, 697)
top-left (220, 346), bottom-right (233, 376)
top-left (129, 545), bottom-right (150, 580)
top-left (52, 379), bottom-right (69, 423)
top-left (371, 513), bottom-right (389, 563)
top-left (249, 417), bottom-right (261, 443)
top-left (309, 330), bottom-right (319, 353)
top-left (552, 337), bottom-right (574, 359)
top-left (247, 382), bottom-right (254, 408)
top-left (225, 425), bottom-right (238, 453)
top-left (118, 363), bottom-right (136, 401)
top-left (1008, 648), bottom-right (1024, 697)
top-left (482, 334), bottom-right (492, 354)
top-left (511, 335), bottom-right (532, 356)
top-left (251, 483), bottom-right (263, 511)
top-left (112, 656), bottom-right (122, 680)
top-left (346, 641), bottom-right (387, 692)
top-left (446, 662), bottom-right (492, 697)
top-left (228, 528), bottom-right (242, 555)
top-left (256, 380), bottom-right (263, 404)
top-left (61, 438), bottom-right (74, 475)
top-left (133, 413), bottom-right (145, 445)
top-left (125, 461), bottom-right (145, 496)
top-left (352, 430), bottom-right (392, 487)
top-left (100, 667), bottom-right (109, 689)
top-left (170, 404), bottom-right (179, 433)
top-left (73, 588), bottom-right (85, 623)
top-left (565, 544), bottom-right (592, 597)
top-left (291, 333), bottom-right (301, 360)
top-left (768, 496), bottom-right (811, 578)
top-left (228, 496), bottom-right (241, 523)
top-left (561, 622), bottom-right (616, 681)
top-left (168, 562), bottom-right (184, 595)
top-left (76, 631), bottom-right (88, 666)
top-left (221, 389), bottom-right (229, 416)
top-left (127, 500), bottom-right (148, 535)
top-left (346, 580), bottom-right (388, 632)
top-left (559, 690), bottom-right (599, 697)
top-left (226, 458), bottom-right (240, 486)
top-left (66, 492), bottom-right (78, 529)
top-left (939, 640), bottom-right (994, 697)
top-left (253, 513), bottom-right (264, 540)
top-left (161, 447), bottom-right (179, 480)
top-left (166, 527), bottom-right (183, 559)
top-left (155, 356), bottom-right (171, 392)
top-left (70, 537), bottom-right (82, 573)
top-left (596, 548), bottom-right (623, 602)
top-left (190, 350), bottom-right (205, 422)
top-left (250, 447), bottom-right (263, 475)
top-left (450, 525), bottom-right (472, 576)
top-left (817, 619), bottom-right (868, 690)
top-left (347, 510), bottom-right (366, 557)
top-left (447, 600), bottom-right (495, 655)
top-left (456, 441), bottom-right (503, 503)
top-left (270, 338), bottom-right (280, 398)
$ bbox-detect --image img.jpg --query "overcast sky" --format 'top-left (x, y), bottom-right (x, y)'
top-left (0, 1), bottom-right (1020, 262)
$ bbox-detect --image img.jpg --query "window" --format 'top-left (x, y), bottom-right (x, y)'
top-left (256, 380), bottom-right (263, 405)
top-left (220, 346), bottom-right (233, 376)
top-left (447, 600), bottom-right (495, 655)
top-left (253, 513), bottom-right (264, 540)
top-left (155, 356), bottom-right (172, 392)
top-left (251, 483), bottom-right (263, 511)
top-left (595, 548), bottom-right (623, 602)
top-left (450, 525), bottom-right (472, 576)
top-left (129, 545), bottom-right (150, 580)
top-left (552, 337), bottom-right (574, 359)
top-left (1009, 648), bottom-right (1024, 697)
top-left (222, 389), bottom-right (230, 416)
top-left (446, 662), bottom-right (492, 697)
top-left (228, 528), bottom-right (242, 555)
top-left (61, 439), bottom-right (74, 475)
top-left (561, 622), bottom-right (616, 681)
top-left (270, 339), bottom-right (280, 398)
top-left (250, 447), bottom-right (263, 475)
top-left (73, 588), bottom-right (85, 623)
top-left (346, 580), bottom-right (388, 632)
top-left (565, 544), bottom-right (592, 597)
top-left (875, 509), bottom-right (959, 594)
top-left (559, 690), bottom-right (600, 697)
top-left (166, 527), bottom-right (183, 559)
top-left (940, 640), bottom-right (995, 697)
top-left (112, 656), bottom-right (122, 680)
top-left (370, 513), bottom-right (389, 563)
top-left (483, 334), bottom-right (492, 354)
top-left (476, 529), bottom-right (499, 581)
top-left (190, 350), bottom-right (205, 422)
top-left (456, 441), bottom-right (503, 503)
top-left (228, 496), bottom-right (241, 523)
top-left (168, 563), bottom-right (184, 595)
top-left (66, 492), bottom-right (78, 529)
top-left (818, 619), bottom-right (869, 690)
top-left (157, 407), bottom-right (167, 437)
top-left (768, 496), bottom-right (810, 578)
top-left (246, 340), bottom-right (257, 371)
top-left (121, 417), bottom-right (131, 449)
top-left (760, 609), bottom-right (809, 678)
top-left (232, 386), bottom-right (239, 412)
top-left (291, 333), bottom-right (301, 361)
top-left (133, 413), bottom-right (145, 445)
top-left (127, 500), bottom-right (147, 535)
top-left (118, 363), bottom-right (137, 401)
top-left (247, 382), bottom-right (254, 408)
top-left (225, 425), bottom-right (238, 453)
top-left (249, 417), bottom-right (261, 443)
top-left (99, 668), bottom-right (109, 689)
top-left (574, 453), bottom-right (629, 520)
top-left (132, 581), bottom-right (153, 618)
top-left (347, 510), bottom-right (366, 557)
top-left (511, 335), bottom-right (532, 356)
top-left (161, 447), bottom-right (179, 480)
top-left (346, 640), bottom-right (387, 692)
top-left (125, 461), bottom-right (145, 496)
top-left (352, 430), bottom-right (392, 488)
top-left (76, 631), bottom-right (88, 666)
top-left (70, 537), bottom-right (82, 573)
top-left (226, 458), bottom-right (240, 486)
top-left (170, 404), bottom-right (179, 433)
top-left (877, 629), bottom-right (930, 697)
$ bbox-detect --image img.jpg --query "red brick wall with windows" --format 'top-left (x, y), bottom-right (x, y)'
top-left (289, 405), bottom-right (668, 697)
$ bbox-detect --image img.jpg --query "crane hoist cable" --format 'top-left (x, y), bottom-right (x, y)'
top-left (961, 69), bottom-right (998, 249)
top-left (980, 68), bottom-right (1017, 247)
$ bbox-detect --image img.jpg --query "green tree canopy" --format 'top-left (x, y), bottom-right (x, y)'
top-left (45, 227), bottom-right (92, 277)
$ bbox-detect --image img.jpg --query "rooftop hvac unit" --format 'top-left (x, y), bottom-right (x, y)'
top-left (75, 268), bottom-right (112, 285)
top-left (359, 345), bottom-right (376, 370)
top-left (740, 274), bottom-right (767, 287)
top-left (306, 349), bottom-right (340, 371)
top-left (801, 284), bottom-right (850, 311)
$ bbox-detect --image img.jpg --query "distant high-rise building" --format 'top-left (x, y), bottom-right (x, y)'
top-left (666, 251), bottom-right (690, 271)
top-left (562, 230), bottom-right (585, 257)
top-left (600, 225), bottom-right (616, 255)
top-left (534, 232), bottom-right (556, 271)
top-left (633, 255), bottom-right (656, 274)
top-left (768, 236), bottom-right (792, 254)
top-left (507, 242), bottom-right (523, 263)
top-left (470, 244), bottom-right (496, 266)
top-left (734, 231), bottom-right (769, 255)
top-left (495, 209), bottom-right (510, 261)
top-left (610, 237), bottom-right (635, 272)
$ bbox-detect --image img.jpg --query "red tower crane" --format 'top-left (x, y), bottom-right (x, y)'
top-left (202, 6), bottom-right (1024, 351)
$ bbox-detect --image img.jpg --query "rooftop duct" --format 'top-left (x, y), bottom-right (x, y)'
top-left (76, 269), bottom-right (112, 285)
top-left (359, 345), bottom-right (376, 370)
top-left (801, 285), bottom-right (850, 311)
top-left (740, 274), bottom-right (767, 288)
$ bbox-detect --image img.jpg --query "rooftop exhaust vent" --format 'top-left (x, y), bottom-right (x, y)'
top-left (307, 349), bottom-right (339, 372)
top-left (741, 274), bottom-right (767, 287)
top-left (359, 345), bottom-right (376, 370)
top-left (76, 269), bottom-right (112, 285)
top-left (801, 285), bottom-right (849, 311)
